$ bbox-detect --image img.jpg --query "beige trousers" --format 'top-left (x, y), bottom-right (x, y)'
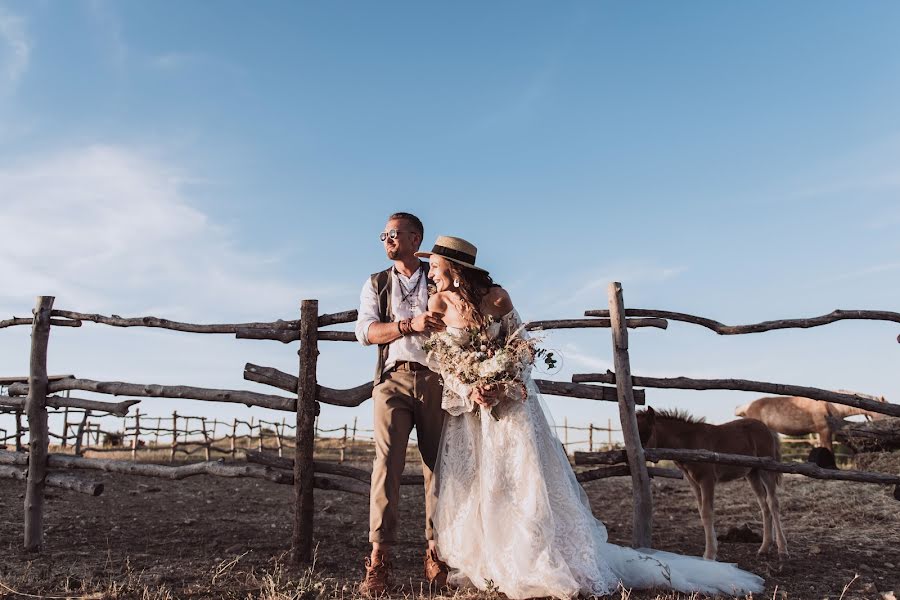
top-left (369, 367), bottom-right (444, 544)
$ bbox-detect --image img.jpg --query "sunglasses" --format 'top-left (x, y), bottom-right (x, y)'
top-left (379, 229), bottom-right (414, 241)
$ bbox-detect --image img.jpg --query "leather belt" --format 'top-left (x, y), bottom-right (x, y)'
top-left (392, 361), bottom-right (428, 372)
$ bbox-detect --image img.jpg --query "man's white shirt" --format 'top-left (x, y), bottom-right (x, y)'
top-left (355, 266), bottom-right (430, 369)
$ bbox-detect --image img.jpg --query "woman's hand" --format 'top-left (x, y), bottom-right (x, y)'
top-left (470, 384), bottom-right (501, 408)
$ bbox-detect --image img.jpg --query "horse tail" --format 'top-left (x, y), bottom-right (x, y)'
top-left (770, 428), bottom-right (783, 487)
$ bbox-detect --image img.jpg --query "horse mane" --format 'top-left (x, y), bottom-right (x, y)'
top-left (654, 408), bottom-right (706, 424)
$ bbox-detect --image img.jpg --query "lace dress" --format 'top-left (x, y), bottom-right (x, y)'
top-left (429, 310), bottom-right (765, 599)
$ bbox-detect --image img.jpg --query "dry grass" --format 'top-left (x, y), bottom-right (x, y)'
top-left (3, 446), bottom-right (898, 599)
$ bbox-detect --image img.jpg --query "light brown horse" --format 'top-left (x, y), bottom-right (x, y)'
top-left (734, 394), bottom-right (887, 451)
top-left (636, 407), bottom-right (788, 561)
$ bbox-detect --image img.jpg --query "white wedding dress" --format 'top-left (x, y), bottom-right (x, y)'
top-left (429, 310), bottom-right (765, 599)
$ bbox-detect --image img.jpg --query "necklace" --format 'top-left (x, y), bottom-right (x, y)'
top-left (396, 268), bottom-right (423, 309)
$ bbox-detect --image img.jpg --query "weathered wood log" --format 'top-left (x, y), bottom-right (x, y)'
top-left (244, 363), bottom-right (640, 407)
top-left (244, 363), bottom-right (369, 408)
top-left (8, 379), bottom-right (295, 412)
top-left (25, 296), bottom-right (54, 552)
top-left (607, 283), bottom-right (653, 548)
top-left (0, 374), bottom-right (76, 387)
top-left (50, 310), bottom-right (299, 334)
top-left (318, 383), bottom-right (372, 407)
top-left (245, 450), bottom-right (424, 485)
top-left (0, 317), bottom-right (81, 329)
top-left (574, 448), bottom-right (900, 486)
top-left (244, 363), bottom-right (298, 394)
top-left (0, 463), bottom-right (103, 495)
top-left (829, 416), bottom-right (900, 453)
top-left (45, 472), bottom-right (104, 496)
top-left (0, 464), bottom-right (26, 480)
top-left (317, 331), bottom-right (356, 342)
top-left (525, 318), bottom-right (668, 331)
top-left (236, 327), bottom-right (299, 343)
top-left (312, 475), bottom-right (369, 495)
top-left (318, 310), bottom-right (358, 327)
top-left (293, 300), bottom-right (318, 565)
top-left (571, 371), bottom-right (900, 418)
top-left (46, 453), bottom-right (289, 483)
top-left (0, 317), bottom-right (32, 328)
top-left (535, 380), bottom-right (645, 405)
top-left (576, 465), bottom-right (684, 482)
top-left (0, 450), bottom-right (28, 465)
top-left (238, 317), bottom-right (670, 343)
top-left (0, 395), bottom-right (139, 417)
top-left (585, 308), bottom-right (900, 341)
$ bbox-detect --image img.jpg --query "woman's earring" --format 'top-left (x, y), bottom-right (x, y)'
top-left (453, 278), bottom-right (460, 288)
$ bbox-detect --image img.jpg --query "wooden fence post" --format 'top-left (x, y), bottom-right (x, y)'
top-left (351, 416), bottom-right (357, 447)
top-left (202, 417), bottom-right (211, 461)
top-left (15, 409), bottom-right (23, 452)
top-left (74, 410), bottom-right (90, 456)
top-left (24, 295), bottom-right (54, 552)
top-left (170, 412), bottom-right (178, 462)
top-left (588, 423), bottom-right (594, 452)
top-left (131, 410), bottom-right (141, 460)
top-left (292, 299), bottom-right (318, 565)
top-left (608, 282), bottom-right (653, 549)
top-left (61, 407), bottom-right (69, 447)
top-left (277, 417), bottom-right (286, 458)
top-left (230, 419), bottom-right (237, 459)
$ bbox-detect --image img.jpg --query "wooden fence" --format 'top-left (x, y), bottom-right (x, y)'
top-left (1, 291), bottom-right (898, 560)
top-left (0, 406), bottom-right (619, 462)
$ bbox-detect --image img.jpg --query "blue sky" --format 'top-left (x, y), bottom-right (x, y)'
top-left (1, 1), bottom-right (898, 446)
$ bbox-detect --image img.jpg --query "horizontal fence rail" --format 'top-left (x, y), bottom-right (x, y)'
top-left (571, 371), bottom-right (900, 418)
top-left (2, 293), bottom-right (897, 563)
top-left (585, 308), bottom-right (900, 342)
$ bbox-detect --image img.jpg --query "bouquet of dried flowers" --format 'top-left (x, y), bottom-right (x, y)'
top-left (423, 324), bottom-right (556, 420)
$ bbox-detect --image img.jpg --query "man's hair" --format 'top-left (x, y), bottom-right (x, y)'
top-left (389, 212), bottom-right (424, 238)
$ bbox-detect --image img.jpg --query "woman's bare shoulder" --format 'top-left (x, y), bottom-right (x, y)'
top-left (428, 292), bottom-right (448, 311)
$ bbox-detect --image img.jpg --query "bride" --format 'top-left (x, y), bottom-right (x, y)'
top-left (416, 236), bottom-right (765, 599)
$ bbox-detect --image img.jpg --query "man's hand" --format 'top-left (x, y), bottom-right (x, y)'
top-left (410, 311), bottom-right (446, 334)
top-left (471, 384), bottom-right (501, 408)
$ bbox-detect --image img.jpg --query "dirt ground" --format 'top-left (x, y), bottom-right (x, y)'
top-left (1, 449), bottom-right (898, 600)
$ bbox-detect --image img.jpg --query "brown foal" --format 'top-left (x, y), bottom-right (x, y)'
top-left (636, 407), bottom-right (788, 561)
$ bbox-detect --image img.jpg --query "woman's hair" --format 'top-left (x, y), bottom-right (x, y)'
top-left (446, 261), bottom-right (498, 330)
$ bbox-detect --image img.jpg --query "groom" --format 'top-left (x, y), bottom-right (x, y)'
top-left (354, 212), bottom-right (450, 595)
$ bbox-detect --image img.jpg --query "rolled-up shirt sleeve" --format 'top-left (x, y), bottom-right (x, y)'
top-left (355, 277), bottom-right (380, 346)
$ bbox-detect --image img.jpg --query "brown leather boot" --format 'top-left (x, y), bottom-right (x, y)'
top-left (359, 551), bottom-right (392, 597)
top-left (423, 547), bottom-right (450, 588)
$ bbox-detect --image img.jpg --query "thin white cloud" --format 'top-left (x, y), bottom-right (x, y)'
top-left (559, 342), bottom-right (612, 373)
top-left (812, 261), bottom-right (900, 286)
top-left (0, 6), bottom-right (30, 92)
top-left (0, 145), bottom-right (346, 320)
top-left (574, 265), bottom-right (688, 298)
top-left (147, 51), bottom-right (246, 79)
top-left (86, 0), bottom-right (127, 68)
top-left (149, 52), bottom-right (195, 70)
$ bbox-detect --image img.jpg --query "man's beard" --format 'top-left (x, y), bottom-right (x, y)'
top-left (387, 249), bottom-right (399, 260)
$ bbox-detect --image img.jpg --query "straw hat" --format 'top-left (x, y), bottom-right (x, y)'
top-left (415, 236), bottom-right (488, 273)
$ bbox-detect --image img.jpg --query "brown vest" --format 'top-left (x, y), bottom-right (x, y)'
top-left (371, 261), bottom-right (431, 385)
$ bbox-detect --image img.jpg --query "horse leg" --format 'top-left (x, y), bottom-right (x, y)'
top-left (747, 472), bottom-right (772, 555)
top-left (817, 428), bottom-right (833, 452)
top-left (682, 470), bottom-right (709, 557)
top-left (762, 471), bottom-right (789, 558)
top-left (699, 476), bottom-right (717, 560)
